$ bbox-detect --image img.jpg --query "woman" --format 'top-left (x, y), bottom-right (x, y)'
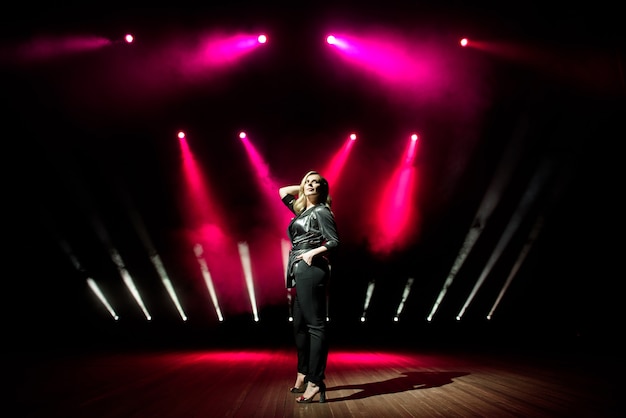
top-left (279, 170), bottom-right (339, 404)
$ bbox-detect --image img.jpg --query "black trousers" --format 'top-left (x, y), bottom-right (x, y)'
top-left (292, 260), bottom-right (329, 386)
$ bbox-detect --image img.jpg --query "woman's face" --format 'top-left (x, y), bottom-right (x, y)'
top-left (303, 173), bottom-right (323, 200)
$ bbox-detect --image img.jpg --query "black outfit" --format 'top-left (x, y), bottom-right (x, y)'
top-left (282, 194), bottom-right (339, 387)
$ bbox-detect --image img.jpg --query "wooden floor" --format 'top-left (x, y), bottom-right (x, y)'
top-left (13, 336), bottom-right (622, 418)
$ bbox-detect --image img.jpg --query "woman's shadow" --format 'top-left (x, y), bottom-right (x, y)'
top-left (327, 371), bottom-right (470, 402)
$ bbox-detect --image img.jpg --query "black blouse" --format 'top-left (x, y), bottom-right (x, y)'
top-left (282, 194), bottom-right (339, 287)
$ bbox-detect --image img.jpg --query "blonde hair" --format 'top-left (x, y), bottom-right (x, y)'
top-left (293, 170), bottom-right (332, 214)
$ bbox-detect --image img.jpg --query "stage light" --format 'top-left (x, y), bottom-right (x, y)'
top-left (460, 38), bottom-right (468, 47)
top-left (394, 277), bottom-right (414, 320)
top-left (237, 131), bottom-right (284, 228)
top-left (360, 280), bottom-right (376, 321)
top-left (238, 241), bottom-right (260, 322)
top-left (87, 278), bottom-right (119, 320)
top-left (149, 253), bottom-right (188, 321)
top-left (257, 34), bottom-right (267, 44)
top-left (194, 244), bottom-right (224, 322)
top-left (108, 248), bottom-right (152, 321)
top-left (325, 35), bottom-right (348, 49)
top-left (124, 34), bottom-right (134, 43)
top-left (456, 159), bottom-right (552, 320)
top-left (370, 133), bottom-right (420, 254)
top-left (488, 216), bottom-right (544, 320)
top-left (427, 120), bottom-right (530, 322)
top-left (322, 132), bottom-right (357, 187)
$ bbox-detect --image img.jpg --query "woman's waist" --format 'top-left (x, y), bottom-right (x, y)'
top-left (290, 241), bottom-right (323, 251)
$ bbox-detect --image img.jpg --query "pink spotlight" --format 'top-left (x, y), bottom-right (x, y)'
top-left (125, 34), bottom-right (134, 44)
top-left (323, 133), bottom-right (357, 188)
top-left (257, 34), bottom-right (267, 44)
top-left (178, 131), bottom-right (186, 139)
top-left (197, 33), bottom-right (266, 68)
top-left (370, 134), bottom-right (421, 254)
top-left (460, 38), bottom-right (468, 47)
top-left (237, 132), bottom-right (284, 228)
top-left (325, 32), bottom-right (445, 89)
top-left (405, 134), bottom-right (419, 164)
top-left (326, 34), bottom-right (349, 50)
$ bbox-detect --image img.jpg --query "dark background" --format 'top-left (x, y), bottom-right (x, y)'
top-left (3, 2), bottom-right (624, 353)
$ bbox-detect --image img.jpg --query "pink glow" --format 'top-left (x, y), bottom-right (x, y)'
top-left (179, 135), bottom-right (219, 229)
top-left (13, 35), bottom-right (111, 62)
top-left (197, 33), bottom-right (266, 67)
top-left (238, 133), bottom-right (284, 228)
top-left (179, 133), bottom-right (261, 316)
top-left (56, 30), bottom-right (269, 113)
top-left (237, 135), bottom-right (308, 308)
top-left (323, 134), bottom-right (357, 187)
top-left (370, 136), bottom-right (421, 255)
top-left (330, 350), bottom-right (419, 366)
top-left (327, 33), bottom-right (440, 89)
top-left (404, 134), bottom-right (418, 165)
top-left (160, 349), bottom-right (423, 367)
top-left (320, 27), bottom-right (498, 127)
top-left (151, 349), bottom-right (429, 367)
top-left (177, 131), bottom-right (295, 317)
top-left (326, 35), bottom-right (344, 47)
top-left (194, 350), bottom-right (279, 363)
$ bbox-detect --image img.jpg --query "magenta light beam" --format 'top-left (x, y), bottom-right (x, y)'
top-left (326, 33), bottom-right (440, 89)
top-left (323, 133), bottom-right (357, 187)
top-left (371, 134), bottom-right (420, 255)
top-left (196, 33), bottom-right (268, 67)
top-left (238, 131), bottom-right (285, 228)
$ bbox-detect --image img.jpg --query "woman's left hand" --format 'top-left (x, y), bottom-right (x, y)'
top-left (298, 251), bottom-right (315, 266)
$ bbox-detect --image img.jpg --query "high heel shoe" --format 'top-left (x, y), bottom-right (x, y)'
top-left (289, 374), bottom-right (307, 393)
top-left (296, 382), bottom-right (326, 403)
top-left (289, 382), bottom-right (306, 393)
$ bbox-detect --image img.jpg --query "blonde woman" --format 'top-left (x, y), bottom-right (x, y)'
top-left (279, 170), bottom-right (339, 403)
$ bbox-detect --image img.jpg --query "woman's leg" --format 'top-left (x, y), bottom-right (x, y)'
top-left (293, 262), bottom-right (329, 386)
top-left (292, 289), bottom-right (309, 378)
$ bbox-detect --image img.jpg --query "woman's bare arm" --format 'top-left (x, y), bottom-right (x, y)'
top-left (279, 185), bottom-right (300, 198)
